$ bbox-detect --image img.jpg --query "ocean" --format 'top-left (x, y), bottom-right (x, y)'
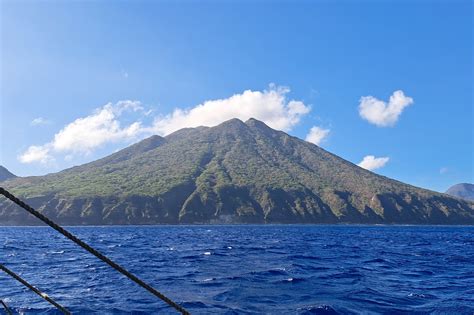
top-left (1, 225), bottom-right (473, 314)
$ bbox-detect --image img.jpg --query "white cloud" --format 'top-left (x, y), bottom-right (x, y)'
top-left (358, 155), bottom-right (390, 171)
top-left (305, 126), bottom-right (330, 145)
top-left (150, 85), bottom-right (310, 135)
top-left (19, 86), bottom-right (312, 164)
top-left (358, 90), bottom-right (413, 127)
top-left (18, 145), bottom-right (53, 164)
top-left (51, 101), bottom-right (143, 153)
top-left (19, 101), bottom-right (145, 163)
top-left (31, 117), bottom-right (51, 126)
top-left (439, 167), bottom-right (449, 174)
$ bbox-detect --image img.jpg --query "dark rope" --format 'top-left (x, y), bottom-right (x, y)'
top-left (0, 187), bottom-right (190, 315)
top-left (0, 299), bottom-right (13, 315)
top-left (0, 264), bottom-right (70, 314)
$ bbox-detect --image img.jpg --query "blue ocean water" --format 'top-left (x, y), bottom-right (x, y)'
top-left (1, 225), bottom-right (473, 314)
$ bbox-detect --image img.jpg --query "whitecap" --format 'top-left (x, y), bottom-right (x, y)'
top-left (49, 250), bottom-right (65, 254)
top-left (204, 252), bottom-right (211, 255)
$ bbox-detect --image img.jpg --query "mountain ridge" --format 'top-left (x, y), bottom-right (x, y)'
top-left (1, 118), bottom-right (473, 225)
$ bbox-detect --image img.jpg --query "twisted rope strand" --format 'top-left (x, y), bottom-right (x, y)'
top-left (0, 299), bottom-right (13, 315)
top-left (0, 264), bottom-right (70, 314)
top-left (0, 187), bottom-right (190, 315)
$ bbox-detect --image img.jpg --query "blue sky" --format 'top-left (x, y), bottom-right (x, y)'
top-left (1, 0), bottom-right (472, 192)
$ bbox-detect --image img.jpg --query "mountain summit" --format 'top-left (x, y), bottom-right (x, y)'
top-left (0, 166), bottom-right (17, 182)
top-left (1, 118), bottom-right (473, 225)
top-left (446, 183), bottom-right (474, 202)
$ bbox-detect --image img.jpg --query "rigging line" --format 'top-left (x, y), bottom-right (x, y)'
top-left (0, 187), bottom-right (190, 315)
top-left (0, 299), bottom-right (13, 315)
top-left (0, 264), bottom-right (70, 315)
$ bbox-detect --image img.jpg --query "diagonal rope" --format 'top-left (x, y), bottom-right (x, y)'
top-left (0, 187), bottom-right (190, 315)
top-left (0, 299), bottom-right (13, 315)
top-left (0, 264), bottom-right (70, 314)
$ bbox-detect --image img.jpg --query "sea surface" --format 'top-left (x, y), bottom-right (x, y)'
top-left (1, 225), bottom-right (473, 314)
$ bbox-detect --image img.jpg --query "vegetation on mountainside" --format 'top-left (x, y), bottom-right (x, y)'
top-left (1, 118), bottom-right (473, 225)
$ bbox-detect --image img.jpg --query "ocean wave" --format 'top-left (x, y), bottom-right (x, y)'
top-left (1, 225), bottom-right (473, 314)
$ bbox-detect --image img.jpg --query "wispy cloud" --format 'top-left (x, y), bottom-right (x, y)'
top-left (30, 117), bottom-right (51, 126)
top-left (19, 85), bottom-right (312, 164)
top-left (305, 126), bottom-right (330, 145)
top-left (439, 167), bottom-right (449, 174)
top-left (19, 100), bottom-right (145, 164)
top-left (358, 155), bottom-right (390, 171)
top-left (51, 101), bottom-right (143, 153)
top-left (358, 90), bottom-right (413, 127)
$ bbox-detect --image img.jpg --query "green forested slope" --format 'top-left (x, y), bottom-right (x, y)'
top-left (1, 118), bottom-right (473, 225)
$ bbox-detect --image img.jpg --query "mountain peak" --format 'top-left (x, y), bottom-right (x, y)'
top-left (212, 118), bottom-right (249, 134)
top-left (0, 166), bottom-right (17, 181)
top-left (446, 183), bottom-right (474, 201)
top-left (245, 117), bottom-right (267, 127)
top-left (244, 118), bottom-right (276, 134)
top-left (218, 118), bottom-right (246, 127)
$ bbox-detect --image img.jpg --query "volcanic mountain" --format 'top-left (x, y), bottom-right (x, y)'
top-left (446, 183), bottom-right (474, 202)
top-left (1, 118), bottom-right (473, 225)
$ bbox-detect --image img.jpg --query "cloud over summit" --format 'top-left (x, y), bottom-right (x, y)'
top-left (19, 86), bottom-right (311, 164)
top-left (151, 85), bottom-right (310, 135)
